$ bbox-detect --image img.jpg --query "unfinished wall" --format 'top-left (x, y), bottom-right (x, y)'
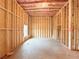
top-left (69, 0), bottom-right (79, 50)
top-left (31, 16), bottom-right (53, 38)
top-left (28, 16), bottom-right (32, 38)
top-left (53, 0), bottom-right (79, 50)
top-left (0, 0), bottom-right (29, 58)
top-left (52, 2), bottom-right (69, 47)
top-left (0, 0), bottom-right (6, 58)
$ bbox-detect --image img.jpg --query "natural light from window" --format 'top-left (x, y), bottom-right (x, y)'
top-left (23, 25), bottom-right (28, 37)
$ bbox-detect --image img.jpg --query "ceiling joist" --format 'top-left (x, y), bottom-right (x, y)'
top-left (22, 5), bottom-right (64, 8)
top-left (17, 0), bottom-right (68, 16)
top-left (24, 8), bottom-right (60, 10)
top-left (17, 0), bottom-right (67, 4)
top-left (24, 10), bottom-right (58, 12)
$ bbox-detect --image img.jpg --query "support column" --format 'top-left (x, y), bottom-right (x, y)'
top-left (69, 0), bottom-right (79, 50)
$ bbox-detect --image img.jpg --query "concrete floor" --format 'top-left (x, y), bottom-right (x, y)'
top-left (6, 38), bottom-right (79, 59)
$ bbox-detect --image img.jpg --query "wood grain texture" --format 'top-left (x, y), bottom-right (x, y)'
top-left (0, 0), bottom-right (29, 58)
top-left (69, 0), bottom-right (79, 50)
top-left (52, 2), bottom-right (69, 48)
top-left (31, 16), bottom-right (53, 38)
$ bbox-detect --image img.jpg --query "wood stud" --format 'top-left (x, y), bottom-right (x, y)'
top-left (0, 0), bottom-right (29, 58)
top-left (31, 16), bottom-right (53, 38)
top-left (69, 0), bottom-right (79, 50)
top-left (53, 0), bottom-right (79, 50)
top-left (52, 2), bottom-right (69, 48)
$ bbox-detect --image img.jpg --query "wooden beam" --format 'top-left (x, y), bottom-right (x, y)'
top-left (24, 8), bottom-right (60, 10)
top-left (69, 0), bottom-right (79, 50)
top-left (28, 14), bottom-right (55, 16)
top-left (26, 11), bottom-right (56, 15)
top-left (25, 10), bottom-right (58, 12)
top-left (22, 5), bottom-right (63, 9)
top-left (20, 2), bottom-right (66, 5)
top-left (17, 1), bottom-right (43, 4)
top-left (17, 1), bottom-right (67, 4)
top-left (26, 10), bottom-right (58, 12)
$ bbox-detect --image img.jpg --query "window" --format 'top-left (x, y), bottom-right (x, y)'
top-left (23, 25), bottom-right (28, 37)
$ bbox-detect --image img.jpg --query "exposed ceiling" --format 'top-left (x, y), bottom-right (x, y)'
top-left (17, 0), bottom-right (68, 16)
